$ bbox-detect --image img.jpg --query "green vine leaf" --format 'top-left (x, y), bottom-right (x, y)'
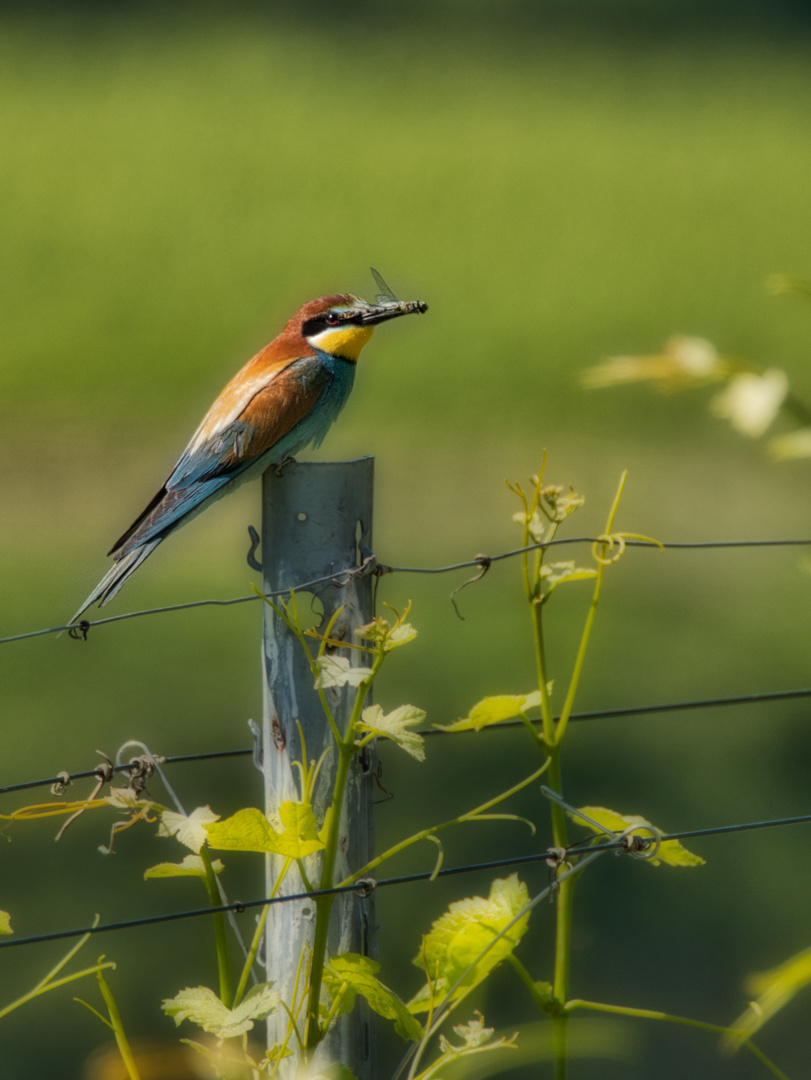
top-left (359, 704), bottom-right (426, 760)
top-left (271, 802), bottom-right (326, 857)
top-left (315, 655), bottom-right (374, 689)
top-left (205, 804), bottom-right (325, 858)
top-left (570, 806), bottom-right (705, 867)
top-left (0, 910), bottom-right (12, 935)
top-left (163, 982), bottom-right (279, 1039)
top-left (144, 854), bottom-right (223, 881)
top-left (438, 691), bottom-right (542, 733)
top-left (324, 954), bottom-right (423, 1042)
top-left (158, 807), bottom-right (220, 853)
top-left (408, 874), bottom-right (531, 1013)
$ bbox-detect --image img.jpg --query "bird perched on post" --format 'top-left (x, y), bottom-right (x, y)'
top-left (69, 273), bottom-right (427, 625)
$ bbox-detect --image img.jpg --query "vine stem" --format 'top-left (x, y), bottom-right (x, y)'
top-left (546, 748), bottom-right (571, 1080)
top-left (506, 953), bottom-right (549, 1011)
top-left (200, 846), bottom-right (232, 1009)
top-left (304, 651), bottom-right (383, 1053)
top-left (566, 1000), bottom-right (792, 1080)
top-left (96, 969), bottom-right (143, 1080)
top-left (527, 472), bottom-right (628, 1079)
top-left (233, 856), bottom-right (292, 1008)
top-left (304, 738), bottom-right (354, 1050)
top-left (1, 961), bottom-right (115, 1021)
top-left (341, 762), bottom-right (549, 886)
top-left (552, 471), bottom-right (626, 747)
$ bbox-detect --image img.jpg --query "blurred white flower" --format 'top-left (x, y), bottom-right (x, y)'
top-left (711, 369), bottom-right (788, 438)
top-left (582, 336), bottom-right (728, 392)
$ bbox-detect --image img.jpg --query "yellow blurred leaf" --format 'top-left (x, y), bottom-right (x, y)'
top-left (726, 944), bottom-right (811, 1048)
top-left (570, 806), bottom-right (705, 868)
top-left (768, 427), bottom-right (811, 460)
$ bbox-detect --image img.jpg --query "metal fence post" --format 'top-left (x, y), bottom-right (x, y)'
top-left (258, 457), bottom-right (376, 1078)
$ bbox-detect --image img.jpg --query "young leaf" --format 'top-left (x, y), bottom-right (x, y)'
top-left (386, 622), bottom-right (418, 649)
top-left (450, 1013), bottom-right (495, 1048)
top-left (431, 1011), bottom-right (518, 1074)
top-left (315, 655), bottom-right (374, 689)
top-left (0, 910), bottom-right (12, 935)
top-left (408, 874), bottom-right (531, 1013)
top-left (105, 785), bottom-right (148, 810)
top-left (158, 807), bottom-right (220, 853)
top-left (324, 953), bottom-right (423, 1041)
top-left (512, 508), bottom-right (547, 542)
top-left (570, 806), bottom-right (705, 867)
top-left (359, 704), bottom-right (426, 761)
top-left (541, 485), bottom-right (585, 521)
top-left (438, 691), bottom-right (542, 733)
top-left (144, 855), bottom-right (224, 881)
top-left (163, 982), bottom-right (279, 1039)
top-left (205, 804), bottom-right (324, 858)
top-left (356, 611), bottom-right (417, 652)
top-left (540, 561), bottom-right (598, 594)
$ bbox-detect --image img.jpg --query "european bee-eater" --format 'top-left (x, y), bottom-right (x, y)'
top-left (70, 279), bottom-right (427, 624)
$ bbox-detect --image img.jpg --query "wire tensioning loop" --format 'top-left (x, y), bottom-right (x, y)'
top-left (619, 823), bottom-right (662, 861)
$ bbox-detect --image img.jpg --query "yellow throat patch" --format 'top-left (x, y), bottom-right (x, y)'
top-left (308, 324), bottom-right (374, 361)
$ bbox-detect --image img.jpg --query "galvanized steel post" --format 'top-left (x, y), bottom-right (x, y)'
top-left (258, 458), bottom-right (376, 1078)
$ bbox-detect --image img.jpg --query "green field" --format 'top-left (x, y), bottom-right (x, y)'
top-left (2, 10), bottom-right (811, 1078)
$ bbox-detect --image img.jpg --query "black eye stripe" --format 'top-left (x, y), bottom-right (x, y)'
top-left (302, 312), bottom-right (361, 336)
top-left (301, 316), bottom-right (328, 336)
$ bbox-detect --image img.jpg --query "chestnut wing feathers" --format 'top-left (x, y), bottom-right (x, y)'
top-left (110, 357), bottom-right (330, 558)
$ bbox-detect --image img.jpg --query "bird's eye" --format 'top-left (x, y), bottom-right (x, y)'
top-left (326, 312), bottom-right (341, 326)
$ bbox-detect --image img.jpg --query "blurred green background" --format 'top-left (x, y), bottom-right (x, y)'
top-left (2, 3), bottom-right (811, 1077)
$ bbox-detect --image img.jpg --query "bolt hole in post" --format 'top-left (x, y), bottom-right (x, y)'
top-left (260, 459), bottom-right (376, 1079)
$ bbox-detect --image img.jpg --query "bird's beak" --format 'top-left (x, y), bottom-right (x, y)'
top-left (358, 298), bottom-right (428, 325)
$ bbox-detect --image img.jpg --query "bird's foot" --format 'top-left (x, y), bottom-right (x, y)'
top-left (272, 456), bottom-right (297, 478)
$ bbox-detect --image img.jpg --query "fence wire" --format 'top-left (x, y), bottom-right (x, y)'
top-left (2, 535), bottom-right (811, 646)
top-left (2, 807), bottom-right (810, 952)
top-left (2, 534), bottom-right (810, 963)
top-left (2, 685), bottom-right (811, 796)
